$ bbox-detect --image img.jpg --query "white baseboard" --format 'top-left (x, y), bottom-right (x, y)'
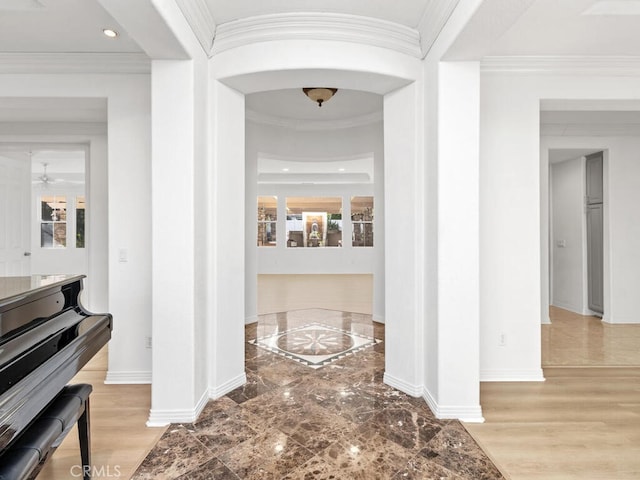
top-left (551, 300), bottom-right (583, 315)
top-left (383, 372), bottom-right (423, 397)
top-left (480, 369), bottom-right (546, 382)
top-left (245, 315), bottom-right (258, 325)
top-left (146, 389), bottom-right (211, 427)
top-left (372, 314), bottom-right (385, 324)
top-left (422, 388), bottom-right (485, 423)
top-left (209, 372), bottom-right (247, 399)
top-left (602, 315), bottom-right (640, 324)
top-left (104, 370), bottom-right (151, 384)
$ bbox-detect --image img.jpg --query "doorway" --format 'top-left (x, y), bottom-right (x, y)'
top-left (0, 145), bottom-right (88, 277)
top-left (548, 148), bottom-right (605, 317)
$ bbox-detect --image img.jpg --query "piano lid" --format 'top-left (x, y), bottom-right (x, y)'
top-left (0, 275), bottom-right (85, 308)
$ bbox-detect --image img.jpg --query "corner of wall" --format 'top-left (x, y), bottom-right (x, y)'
top-left (146, 388), bottom-right (209, 427)
top-left (209, 372), bottom-right (247, 399)
top-left (422, 387), bottom-right (485, 423)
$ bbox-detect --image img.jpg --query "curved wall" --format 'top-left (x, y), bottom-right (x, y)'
top-left (245, 118), bottom-right (385, 319)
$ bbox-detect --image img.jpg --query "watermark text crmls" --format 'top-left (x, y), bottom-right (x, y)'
top-left (70, 465), bottom-right (122, 478)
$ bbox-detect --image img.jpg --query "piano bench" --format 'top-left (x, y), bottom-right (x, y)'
top-left (0, 383), bottom-right (93, 480)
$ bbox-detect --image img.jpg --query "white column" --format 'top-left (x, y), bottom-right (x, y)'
top-left (148, 59), bottom-right (197, 425)
top-left (435, 61), bottom-right (483, 421)
top-left (383, 82), bottom-right (424, 396)
top-left (208, 79), bottom-right (247, 397)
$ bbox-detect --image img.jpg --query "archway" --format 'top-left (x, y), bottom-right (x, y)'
top-left (207, 60), bottom-right (425, 401)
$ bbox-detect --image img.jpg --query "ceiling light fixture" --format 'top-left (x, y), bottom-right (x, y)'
top-left (102, 28), bottom-right (118, 38)
top-left (303, 88), bottom-right (338, 107)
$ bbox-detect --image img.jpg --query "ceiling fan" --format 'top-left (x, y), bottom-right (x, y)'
top-left (33, 162), bottom-right (58, 186)
top-left (32, 161), bottom-right (85, 187)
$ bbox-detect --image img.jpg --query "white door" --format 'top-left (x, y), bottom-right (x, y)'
top-left (0, 153), bottom-right (31, 276)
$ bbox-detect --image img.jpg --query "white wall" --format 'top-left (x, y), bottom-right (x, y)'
top-left (550, 157), bottom-right (588, 314)
top-left (481, 70), bottom-right (640, 382)
top-left (0, 75), bottom-right (150, 384)
top-left (543, 135), bottom-right (640, 324)
top-left (245, 119), bottom-right (384, 322)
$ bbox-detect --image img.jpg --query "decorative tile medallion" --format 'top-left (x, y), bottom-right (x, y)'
top-left (249, 323), bottom-right (382, 368)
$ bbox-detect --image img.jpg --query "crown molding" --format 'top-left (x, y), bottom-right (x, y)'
top-left (0, 53), bottom-right (150, 74)
top-left (541, 123), bottom-right (640, 137)
top-left (0, 122), bottom-right (107, 135)
top-left (212, 12), bottom-right (422, 58)
top-left (481, 56), bottom-right (640, 76)
top-left (175, 0), bottom-right (216, 56)
top-left (246, 108), bottom-right (383, 131)
top-left (417, 0), bottom-right (460, 58)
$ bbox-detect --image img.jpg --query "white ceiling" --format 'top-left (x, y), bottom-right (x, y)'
top-left (202, 0), bottom-right (430, 28)
top-left (447, 0), bottom-right (640, 58)
top-left (1, 0), bottom-right (639, 57)
top-left (0, 0), bottom-right (142, 53)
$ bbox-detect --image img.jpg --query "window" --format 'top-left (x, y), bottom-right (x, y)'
top-left (257, 196), bottom-right (277, 247)
top-left (351, 196), bottom-right (373, 247)
top-left (40, 195), bottom-right (67, 248)
top-left (76, 196), bottom-right (86, 248)
top-left (286, 197), bottom-right (342, 247)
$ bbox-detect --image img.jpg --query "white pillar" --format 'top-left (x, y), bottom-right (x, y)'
top-left (383, 82), bottom-right (424, 396)
top-left (208, 79), bottom-right (247, 397)
top-left (435, 61), bottom-right (483, 421)
top-left (148, 59), bottom-right (198, 425)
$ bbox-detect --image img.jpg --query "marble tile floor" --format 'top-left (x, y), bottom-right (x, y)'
top-left (133, 309), bottom-right (504, 480)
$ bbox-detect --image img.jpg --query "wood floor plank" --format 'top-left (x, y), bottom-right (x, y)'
top-left (466, 307), bottom-right (640, 480)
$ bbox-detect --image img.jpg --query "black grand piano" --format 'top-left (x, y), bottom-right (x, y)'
top-left (0, 275), bottom-right (112, 479)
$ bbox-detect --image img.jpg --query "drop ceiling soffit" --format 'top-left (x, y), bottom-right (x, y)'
top-left (481, 55), bottom-right (640, 76)
top-left (0, 52), bottom-right (151, 74)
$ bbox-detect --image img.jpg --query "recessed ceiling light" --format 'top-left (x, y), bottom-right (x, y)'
top-left (103, 28), bottom-right (118, 38)
top-left (338, 168), bottom-right (346, 172)
top-left (282, 168), bottom-right (289, 172)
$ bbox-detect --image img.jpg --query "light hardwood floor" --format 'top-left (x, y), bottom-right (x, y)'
top-left (37, 348), bottom-right (166, 480)
top-left (38, 305), bottom-right (640, 479)
top-left (465, 307), bottom-right (640, 480)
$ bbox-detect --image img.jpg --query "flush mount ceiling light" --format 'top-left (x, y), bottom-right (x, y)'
top-left (102, 28), bottom-right (118, 38)
top-left (303, 88), bottom-right (338, 107)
